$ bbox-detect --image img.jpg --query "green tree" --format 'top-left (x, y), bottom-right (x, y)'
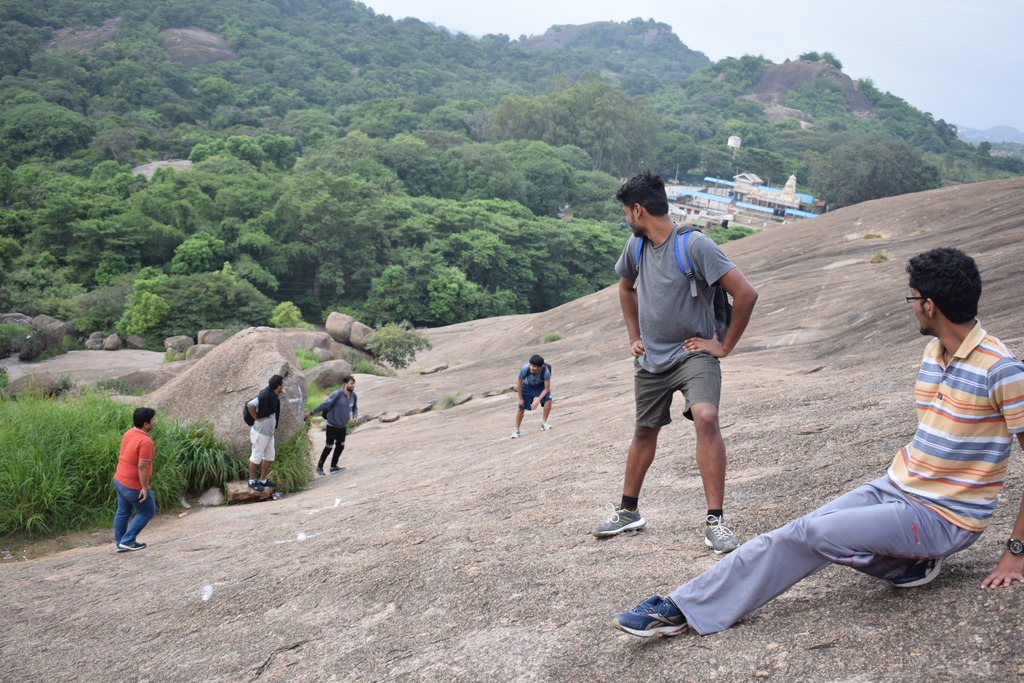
top-left (812, 135), bottom-right (943, 204)
top-left (196, 77), bottom-right (237, 109)
top-left (118, 271), bottom-right (171, 337)
top-left (363, 321), bottom-right (432, 369)
top-left (170, 232), bottom-right (226, 275)
top-left (269, 301), bottom-right (313, 329)
top-left (426, 266), bottom-right (481, 325)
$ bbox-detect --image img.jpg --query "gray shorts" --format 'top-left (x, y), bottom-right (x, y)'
top-left (634, 351), bottom-right (721, 427)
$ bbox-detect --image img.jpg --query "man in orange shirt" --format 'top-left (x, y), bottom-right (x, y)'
top-left (113, 407), bottom-right (157, 552)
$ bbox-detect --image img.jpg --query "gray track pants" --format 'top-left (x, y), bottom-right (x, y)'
top-left (670, 476), bottom-right (981, 635)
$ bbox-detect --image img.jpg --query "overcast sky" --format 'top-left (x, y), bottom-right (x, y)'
top-left (365, 0), bottom-right (1024, 132)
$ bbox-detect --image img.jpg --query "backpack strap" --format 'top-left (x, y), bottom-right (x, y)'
top-left (677, 231), bottom-right (722, 338)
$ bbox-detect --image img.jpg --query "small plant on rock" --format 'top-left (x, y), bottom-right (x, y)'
top-left (541, 332), bottom-right (563, 344)
top-left (363, 321), bottom-right (432, 370)
top-left (870, 252), bottom-right (889, 264)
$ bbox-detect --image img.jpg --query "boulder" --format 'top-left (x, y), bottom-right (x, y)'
top-left (226, 480), bottom-right (275, 503)
top-left (379, 412), bottom-right (400, 423)
top-left (198, 486), bottom-right (224, 507)
top-left (0, 312), bottom-right (32, 326)
top-left (32, 315), bottom-right (76, 340)
top-left (85, 337), bottom-right (106, 351)
top-left (19, 325), bottom-right (64, 359)
top-left (403, 404), bottom-right (434, 416)
top-left (303, 359), bottom-right (354, 389)
top-left (114, 370), bottom-right (176, 393)
top-left (103, 334), bottom-right (121, 350)
top-left (330, 341), bottom-right (372, 362)
top-left (126, 334), bottom-right (146, 350)
top-left (161, 360), bottom-right (197, 374)
top-left (278, 328), bottom-right (332, 352)
top-left (146, 327), bottom-right (308, 457)
top-left (6, 373), bottom-right (63, 396)
top-left (164, 335), bottom-right (194, 352)
top-left (483, 386), bottom-right (515, 397)
top-left (348, 322), bottom-right (374, 351)
top-left (325, 312), bottom-right (355, 344)
top-left (88, 331), bottom-right (104, 341)
top-left (419, 364), bottom-right (448, 375)
top-left (197, 329), bottom-right (229, 345)
top-left (312, 347), bottom-right (334, 363)
top-left (185, 343), bottom-right (216, 360)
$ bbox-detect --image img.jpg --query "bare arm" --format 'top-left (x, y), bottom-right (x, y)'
top-left (618, 277), bottom-right (644, 357)
top-left (981, 432), bottom-right (1024, 589)
top-left (516, 377), bottom-right (524, 403)
top-left (684, 267), bottom-right (758, 358)
top-left (137, 459), bottom-right (152, 502)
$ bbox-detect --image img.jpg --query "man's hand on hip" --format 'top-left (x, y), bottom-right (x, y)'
top-left (630, 338), bottom-right (645, 357)
top-left (684, 334), bottom-right (726, 358)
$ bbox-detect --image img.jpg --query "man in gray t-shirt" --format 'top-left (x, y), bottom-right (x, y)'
top-left (591, 171), bottom-right (758, 555)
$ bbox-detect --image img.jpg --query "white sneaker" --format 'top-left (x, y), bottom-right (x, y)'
top-left (511, 428), bottom-right (520, 439)
top-left (540, 421), bottom-right (552, 431)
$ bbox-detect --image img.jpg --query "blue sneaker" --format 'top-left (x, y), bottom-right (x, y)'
top-left (891, 557), bottom-right (943, 588)
top-left (612, 595), bottom-right (688, 637)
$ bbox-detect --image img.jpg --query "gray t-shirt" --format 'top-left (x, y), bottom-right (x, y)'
top-left (247, 396), bottom-right (276, 437)
top-left (614, 227), bottom-right (735, 374)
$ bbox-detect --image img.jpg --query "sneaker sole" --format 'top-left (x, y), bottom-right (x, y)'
top-left (612, 618), bottom-right (688, 637)
top-left (704, 537), bottom-right (740, 555)
top-left (592, 518), bottom-right (647, 538)
top-left (117, 545), bottom-right (145, 552)
top-left (892, 557), bottom-right (943, 588)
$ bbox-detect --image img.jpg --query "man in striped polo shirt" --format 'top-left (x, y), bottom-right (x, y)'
top-left (610, 247), bottom-right (1024, 638)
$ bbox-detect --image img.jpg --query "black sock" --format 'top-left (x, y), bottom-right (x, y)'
top-left (707, 509), bottom-right (724, 522)
top-left (330, 444), bottom-right (345, 468)
top-left (318, 447), bottom-right (331, 468)
top-left (621, 495), bottom-right (639, 512)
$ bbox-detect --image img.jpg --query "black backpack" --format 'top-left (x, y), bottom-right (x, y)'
top-left (242, 397), bottom-right (256, 426)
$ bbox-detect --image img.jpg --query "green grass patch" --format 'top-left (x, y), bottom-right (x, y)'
top-left (434, 391), bottom-right (462, 411)
top-left (870, 252), bottom-right (889, 263)
top-left (541, 332), bottom-right (563, 344)
top-left (294, 349), bottom-right (321, 371)
top-left (163, 350), bottom-right (186, 363)
top-left (862, 233), bottom-right (883, 239)
top-left (33, 335), bottom-right (85, 362)
top-left (0, 391), bottom-right (313, 538)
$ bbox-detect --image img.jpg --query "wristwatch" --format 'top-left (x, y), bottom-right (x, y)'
top-left (1008, 538), bottom-right (1024, 556)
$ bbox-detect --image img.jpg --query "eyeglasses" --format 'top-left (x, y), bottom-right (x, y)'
top-left (905, 293), bottom-right (927, 303)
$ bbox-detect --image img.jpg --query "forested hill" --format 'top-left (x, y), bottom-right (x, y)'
top-left (0, 0), bottom-right (1019, 347)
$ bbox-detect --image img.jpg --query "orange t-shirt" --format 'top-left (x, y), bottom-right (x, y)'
top-left (114, 428), bottom-right (154, 490)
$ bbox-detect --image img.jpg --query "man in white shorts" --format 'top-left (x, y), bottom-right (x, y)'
top-left (246, 374), bottom-right (284, 491)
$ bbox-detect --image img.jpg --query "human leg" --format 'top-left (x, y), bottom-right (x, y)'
top-left (319, 426), bottom-right (339, 468)
top-left (667, 477), bottom-right (978, 634)
top-left (330, 429), bottom-right (346, 469)
top-left (514, 407), bottom-right (525, 429)
top-left (623, 425), bottom-right (661, 498)
top-left (120, 488), bottom-right (155, 546)
top-left (113, 479), bottom-right (134, 547)
top-left (690, 403), bottom-right (725, 510)
top-left (541, 395), bottom-right (552, 425)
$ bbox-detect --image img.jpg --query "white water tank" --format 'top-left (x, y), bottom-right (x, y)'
top-left (727, 136), bottom-right (742, 149)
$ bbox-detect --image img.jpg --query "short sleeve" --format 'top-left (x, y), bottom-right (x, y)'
top-left (247, 397), bottom-right (259, 408)
top-left (687, 233), bottom-right (735, 286)
top-left (137, 436), bottom-right (154, 461)
top-left (990, 358), bottom-right (1024, 433)
top-left (614, 237), bottom-right (638, 280)
top-left (543, 367), bottom-right (551, 381)
top-left (518, 365), bottom-right (528, 379)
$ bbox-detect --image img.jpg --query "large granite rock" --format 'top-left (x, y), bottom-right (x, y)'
top-left (85, 336), bottom-right (106, 351)
top-left (330, 341), bottom-right (372, 362)
top-left (103, 334), bottom-right (122, 350)
top-left (303, 359), bottom-right (354, 389)
top-left (197, 329), bottom-right (229, 345)
top-left (32, 314), bottom-right (75, 338)
top-left (226, 480), bottom-right (275, 503)
top-left (278, 328), bottom-right (332, 352)
top-left (114, 370), bottom-right (176, 393)
top-left (126, 334), bottom-right (146, 350)
top-left (312, 347), bottom-right (333, 363)
top-left (6, 373), bottom-right (64, 396)
top-left (185, 343), bottom-right (216, 360)
top-left (325, 312), bottom-right (355, 344)
top-left (0, 312), bottom-right (32, 326)
top-left (348, 322), bottom-right (374, 351)
top-left (161, 360), bottom-right (197, 374)
top-left (146, 327), bottom-right (308, 457)
top-left (164, 335), bottom-right (194, 352)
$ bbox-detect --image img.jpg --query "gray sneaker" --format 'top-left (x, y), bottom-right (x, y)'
top-left (704, 515), bottom-right (739, 554)
top-left (592, 503), bottom-right (646, 538)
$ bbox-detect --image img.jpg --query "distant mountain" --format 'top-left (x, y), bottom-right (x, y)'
top-left (958, 126), bottom-right (1024, 144)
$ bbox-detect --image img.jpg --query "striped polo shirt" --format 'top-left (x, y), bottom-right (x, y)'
top-left (888, 323), bottom-right (1024, 531)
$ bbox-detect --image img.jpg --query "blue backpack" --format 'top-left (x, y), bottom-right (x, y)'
top-left (630, 230), bottom-right (732, 339)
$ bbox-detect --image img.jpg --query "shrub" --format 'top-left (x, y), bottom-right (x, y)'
top-left (870, 252), bottom-right (889, 264)
top-left (363, 321), bottom-right (432, 369)
top-left (0, 367), bottom-right (7, 390)
top-left (96, 379), bottom-right (137, 396)
top-left (862, 233), bottom-right (882, 239)
top-left (351, 359), bottom-right (389, 376)
top-left (0, 324), bottom-right (29, 358)
top-left (269, 301), bottom-right (313, 330)
top-left (268, 428), bottom-right (313, 493)
top-left (0, 392), bottom-right (268, 537)
top-left (434, 391), bottom-right (462, 411)
top-left (34, 335), bottom-right (84, 362)
top-left (294, 349), bottom-right (320, 370)
top-left (541, 332), bottom-right (563, 344)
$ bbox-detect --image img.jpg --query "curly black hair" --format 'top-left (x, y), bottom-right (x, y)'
top-left (906, 247), bottom-right (981, 324)
top-left (615, 170), bottom-right (669, 217)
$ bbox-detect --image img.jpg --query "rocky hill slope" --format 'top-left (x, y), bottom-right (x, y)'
top-left (3, 177), bottom-right (1024, 682)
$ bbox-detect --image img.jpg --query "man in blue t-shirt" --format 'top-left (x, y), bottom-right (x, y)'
top-left (511, 354), bottom-right (553, 439)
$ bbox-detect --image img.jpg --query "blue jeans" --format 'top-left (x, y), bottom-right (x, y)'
top-left (113, 479), bottom-right (155, 547)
